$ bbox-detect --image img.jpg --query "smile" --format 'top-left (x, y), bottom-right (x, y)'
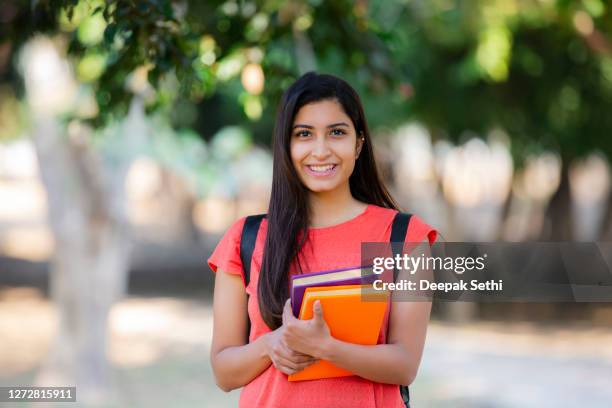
top-left (305, 164), bottom-right (338, 176)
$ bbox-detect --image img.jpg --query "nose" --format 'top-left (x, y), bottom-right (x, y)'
top-left (311, 134), bottom-right (331, 159)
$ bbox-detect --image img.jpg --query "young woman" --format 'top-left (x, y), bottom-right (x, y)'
top-left (208, 72), bottom-right (437, 407)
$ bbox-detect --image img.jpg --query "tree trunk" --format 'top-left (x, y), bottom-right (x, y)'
top-left (31, 112), bottom-right (133, 405)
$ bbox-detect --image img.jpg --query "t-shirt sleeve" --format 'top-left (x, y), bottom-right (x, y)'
top-left (207, 217), bottom-right (247, 283)
top-left (406, 214), bottom-right (438, 246)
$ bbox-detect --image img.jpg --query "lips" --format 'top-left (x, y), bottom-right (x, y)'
top-left (304, 164), bottom-right (338, 177)
top-left (308, 164), bottom-right (335, 172)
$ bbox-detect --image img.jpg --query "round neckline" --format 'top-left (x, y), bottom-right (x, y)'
top-left (308, 204), bottom-right (373, 235)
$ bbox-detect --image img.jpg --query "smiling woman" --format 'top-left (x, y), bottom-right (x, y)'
top-left (290, 100), bottom-right (363, 201)
top-left (208, 72), bottom-right (437, 408)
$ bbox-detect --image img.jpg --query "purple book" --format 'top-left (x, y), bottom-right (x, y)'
top-left (290, 265), bottom-right (377, 317)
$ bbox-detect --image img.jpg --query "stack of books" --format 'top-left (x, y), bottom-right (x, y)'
top-left (288, 266), bottom-right (390, 381)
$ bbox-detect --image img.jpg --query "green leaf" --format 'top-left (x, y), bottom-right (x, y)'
top-left (104, 23), bottom-right (117, 45)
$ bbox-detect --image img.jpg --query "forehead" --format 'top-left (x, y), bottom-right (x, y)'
top-left (293, 99), bottom-right (352, 127)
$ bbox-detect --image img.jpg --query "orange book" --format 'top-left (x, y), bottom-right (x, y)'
top-left (287, 284), bottom-right (389, 382)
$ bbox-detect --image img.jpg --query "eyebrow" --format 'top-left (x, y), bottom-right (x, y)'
top-left (292, 122), bottom-right (350, 129)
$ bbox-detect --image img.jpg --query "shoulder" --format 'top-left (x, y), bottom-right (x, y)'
top-left (211, 216), bottom-right (249, 252)
top-left (367, 205), bottom-right (438, 245)
top-left (406, 213), bottom-right (437, 245)
top-left (226, 216), bottom-right (249, 238)
top-left (207, 215), bottom-right (265, 278)
top-left (225, 213), bottom-right (267, 239)
top-left (363, 204), bottom-right (397, 223)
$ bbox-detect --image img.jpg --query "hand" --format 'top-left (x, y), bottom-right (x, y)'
top-left (282, 298), bottom-right (332, 359)
top-left (265, 324), bottom-right (318, 376)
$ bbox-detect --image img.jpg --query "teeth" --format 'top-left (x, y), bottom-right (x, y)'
top-left (309, 164), bottom-right (335, 172)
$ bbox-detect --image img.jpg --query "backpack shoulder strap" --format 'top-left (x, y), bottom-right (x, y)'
top-left (390, 212), bottom-right (412, 242)
top-left (239, 213), bottom-right (266, 344)
top-left (389, 211), bottom-right (413, 408)
top-left (390, 212), bottom-right (413, 282)
top-left (239, 214), bottom-right (266, 287)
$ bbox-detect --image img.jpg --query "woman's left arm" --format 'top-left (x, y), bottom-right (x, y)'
top-left (282, 239), bottom-right (432, 385)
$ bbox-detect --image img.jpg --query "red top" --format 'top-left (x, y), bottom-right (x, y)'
top-left (208, 204), bottom-right (437, 408)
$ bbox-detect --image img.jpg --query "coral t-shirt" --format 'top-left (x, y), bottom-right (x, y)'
top-left (207, 204), bottom-right (437, 408)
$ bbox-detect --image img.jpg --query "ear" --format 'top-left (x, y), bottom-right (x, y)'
top-left (356, 133), bottom-right (364, 158)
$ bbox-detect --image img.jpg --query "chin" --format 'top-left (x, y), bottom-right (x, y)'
top-left (297, 168), bottom-right (348, 193)
top-left (304, 182), bottom-right (341, 193)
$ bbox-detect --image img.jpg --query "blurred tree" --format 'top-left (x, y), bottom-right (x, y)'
top-left (1, 0), bottom-right (402, 140)
top-left (3, 0), bottom-right (611, 158)
top-left (2, 0), bottom-right (612, 403)
top-left (389, 0), bottom-right (612, 163)
top-left (0, 0), bottom-right (404, 403)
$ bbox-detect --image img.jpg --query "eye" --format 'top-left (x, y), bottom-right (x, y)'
top-left (295, 130), bottom-right (311, 138)
top-left (331, 128), bottom-right (346, 136)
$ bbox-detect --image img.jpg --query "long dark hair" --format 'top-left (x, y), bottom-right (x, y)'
top-left (258, 72), bottom-right (399, 329)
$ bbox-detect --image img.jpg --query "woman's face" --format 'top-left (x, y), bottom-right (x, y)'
top-left (290, 99), bottom-right (363, 194)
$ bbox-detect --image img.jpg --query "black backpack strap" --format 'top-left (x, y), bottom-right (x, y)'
top-left (390, 211), bottom-right (413, 408)
top-left (400, 385), bottom-right (411, 407)
top-left (390, 212), bottom-right (412, 282)
top-left (239, 214), bottom-right (266, 343)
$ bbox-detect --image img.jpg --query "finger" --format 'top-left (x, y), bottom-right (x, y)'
top-left (294, 359), bottom-right (319, 372)
top-left (279, 341), bottom-right (303, 365)
top-left (279, 340), bottom-right (307, 362)
top-left (313, 300), bottom-right (324, 323)
top-left (278, 341), bottom-right (315, 365)
top-left (274, 362), bottom-right (297, 376)
top-left (288, 349), bottom-right (312, 358)
top-left (274, 354), bottom-right (301, 372)
top-left (297, 357), bottom-right (318, 367)
top-left (282, 298), bottom-right (294, 325)
top-left (287, 352), bottom-right (316, 364)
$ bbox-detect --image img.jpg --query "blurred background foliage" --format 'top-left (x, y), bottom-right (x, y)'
top-left (1, 0), bottom-right (612, 165)
top-left (2, 2), bottom-right (612, 406)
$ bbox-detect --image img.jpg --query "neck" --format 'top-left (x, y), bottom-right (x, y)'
top-left (308, 184), bottom-right (367, 228)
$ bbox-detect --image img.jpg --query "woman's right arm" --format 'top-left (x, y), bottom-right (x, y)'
top-left (210, 269), bottom-right (316, 392)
